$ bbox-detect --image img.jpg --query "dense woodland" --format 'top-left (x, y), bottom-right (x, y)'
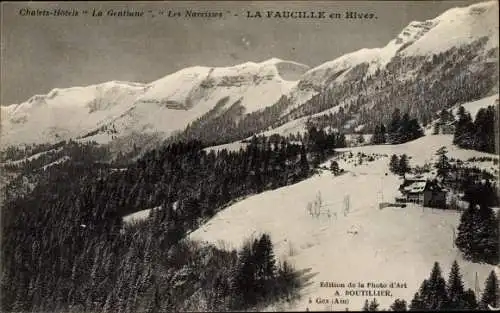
top-left (453, 105), bottom-right (498, 153)
top-left (1, 128), bottom-right (344, 312)
top-left (455, 180), bottom-right (499, 264)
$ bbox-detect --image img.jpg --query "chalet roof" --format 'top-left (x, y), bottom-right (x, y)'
top-left (404, 173), bottom-right (435, 181)
top-left (401, 179), bottom-right (445, 194)
top-left (403, 181), bottom-right (427, 193)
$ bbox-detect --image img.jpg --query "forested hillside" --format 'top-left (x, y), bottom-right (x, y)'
top-left (1, 129), bottom-right (343, 312)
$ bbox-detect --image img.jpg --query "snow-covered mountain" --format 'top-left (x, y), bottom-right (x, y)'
top-left (2, 1), bottom-right (498, 150)
top-left (301, 0), bottom-right (498, 88)
top-left (1, 58), bottom-right (309, 146)
top-left (278, 0), bottom-right (498, 124)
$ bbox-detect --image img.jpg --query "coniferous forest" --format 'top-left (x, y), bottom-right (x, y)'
top-left (453, 105), bottom-right (498, 153)
top-left (1, 129), bottom-right (343, 312)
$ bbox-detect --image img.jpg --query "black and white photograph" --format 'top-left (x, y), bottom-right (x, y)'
top-left (1, 1), bottom-right (499, 311)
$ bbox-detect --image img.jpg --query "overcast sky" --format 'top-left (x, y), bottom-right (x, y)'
top-left (1, 1), bottom-right (485, 105)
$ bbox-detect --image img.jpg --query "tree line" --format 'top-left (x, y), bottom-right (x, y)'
top-left (407, 261), bottom-right (498, 311)
top-left (362, 261), bottom-right (498, 311)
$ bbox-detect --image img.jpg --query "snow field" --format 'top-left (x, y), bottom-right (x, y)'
top-left (190, 134), bottom-right (497, 311)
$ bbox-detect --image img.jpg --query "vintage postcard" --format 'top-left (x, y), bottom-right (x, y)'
top-left (1, 1), bottom-right (499, 312)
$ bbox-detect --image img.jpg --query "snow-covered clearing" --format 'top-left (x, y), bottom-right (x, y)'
top-left (203, 141), bottom-right (247, 153)
top-left (190, 134), bottom-right (497, 311)
top-left (40, 156), bottom-right (70, 171)
top-left (122, 207), bottom-right (156, 224)
top-left (1, 147), bottom-right (63, 165)
top-left (451, 94), bottom-right (498, 119)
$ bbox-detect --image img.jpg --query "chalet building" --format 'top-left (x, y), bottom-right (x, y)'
top-left (396, 175), bottom-right (447, 208)
top-left (440, 121), bottom-right (455, 135)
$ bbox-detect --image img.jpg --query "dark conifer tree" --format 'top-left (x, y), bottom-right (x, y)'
top-left (480, 270), bottom-right (499, 310)
top-left (371, 125), bottom-right (381, 144)
top-left (398, 154), bottom-right (410, 176)
top-left (380, 124), bottom-right (387, 143)
top-left (463, 288), bottom-right (478, 310)
top-left (362, 299), bottom-right (370, 311)
top-left (455, 205), bottom-right (475, 260)
top-left (407, 119), bottom-right (424, 141)
top-left (368, 298), bottom-right (380, 311)
top-left (456, 182), bottom-right (499, 263)
top-left (420, 262), bottom-right (448, 310)
top-left (389, 154), bottom-right (400, 174)
top-left (474, 204), bottom-right (499, 263)
top-left (390, 298), bottom-right (407, 311)
top-left (330, 160), bottom-right (340, 176)
top-left (446, 260), bottom-right (466, 310)
top-left (299, 145), bottom-right (310, 177)
top-left (435, 146), bottom-right (450, 178)
top-left (433, 122), bottom-right (441, 135)
top-left (409, 291), bottom-right (425, 311)
top-left (389, 108), bottom-right (401, 134)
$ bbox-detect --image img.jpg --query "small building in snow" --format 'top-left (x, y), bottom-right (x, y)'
top-left (440, 121), bottom-right (455, 135)
top-left (397, 176), bottom-right (447, 208)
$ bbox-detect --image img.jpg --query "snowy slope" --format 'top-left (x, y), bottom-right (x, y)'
top-left (1, 82), bottom-right (146, 145)
top-left (123, 207), bottom-right (159, 224)
top-left (451, 94), bottom-right (499, 118)
top-left (306, 1), bottom-right (497, 85)
top-left (401, 1), bottom-right (499, 56)
top-left (190, 134), bottom-right (497, 311)
top-left (422, 94), bottom-right (498, 136)
top-left (1, 58), bottom-right (309, 146)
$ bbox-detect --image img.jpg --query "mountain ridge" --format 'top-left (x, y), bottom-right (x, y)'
top-left (1, 58), bottom-right (309, 146)
top-left (1, 1), bottom-right (498, 150)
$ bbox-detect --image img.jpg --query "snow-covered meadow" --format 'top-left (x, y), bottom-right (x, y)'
top-left (190, 134), bottom-right (497, 311)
